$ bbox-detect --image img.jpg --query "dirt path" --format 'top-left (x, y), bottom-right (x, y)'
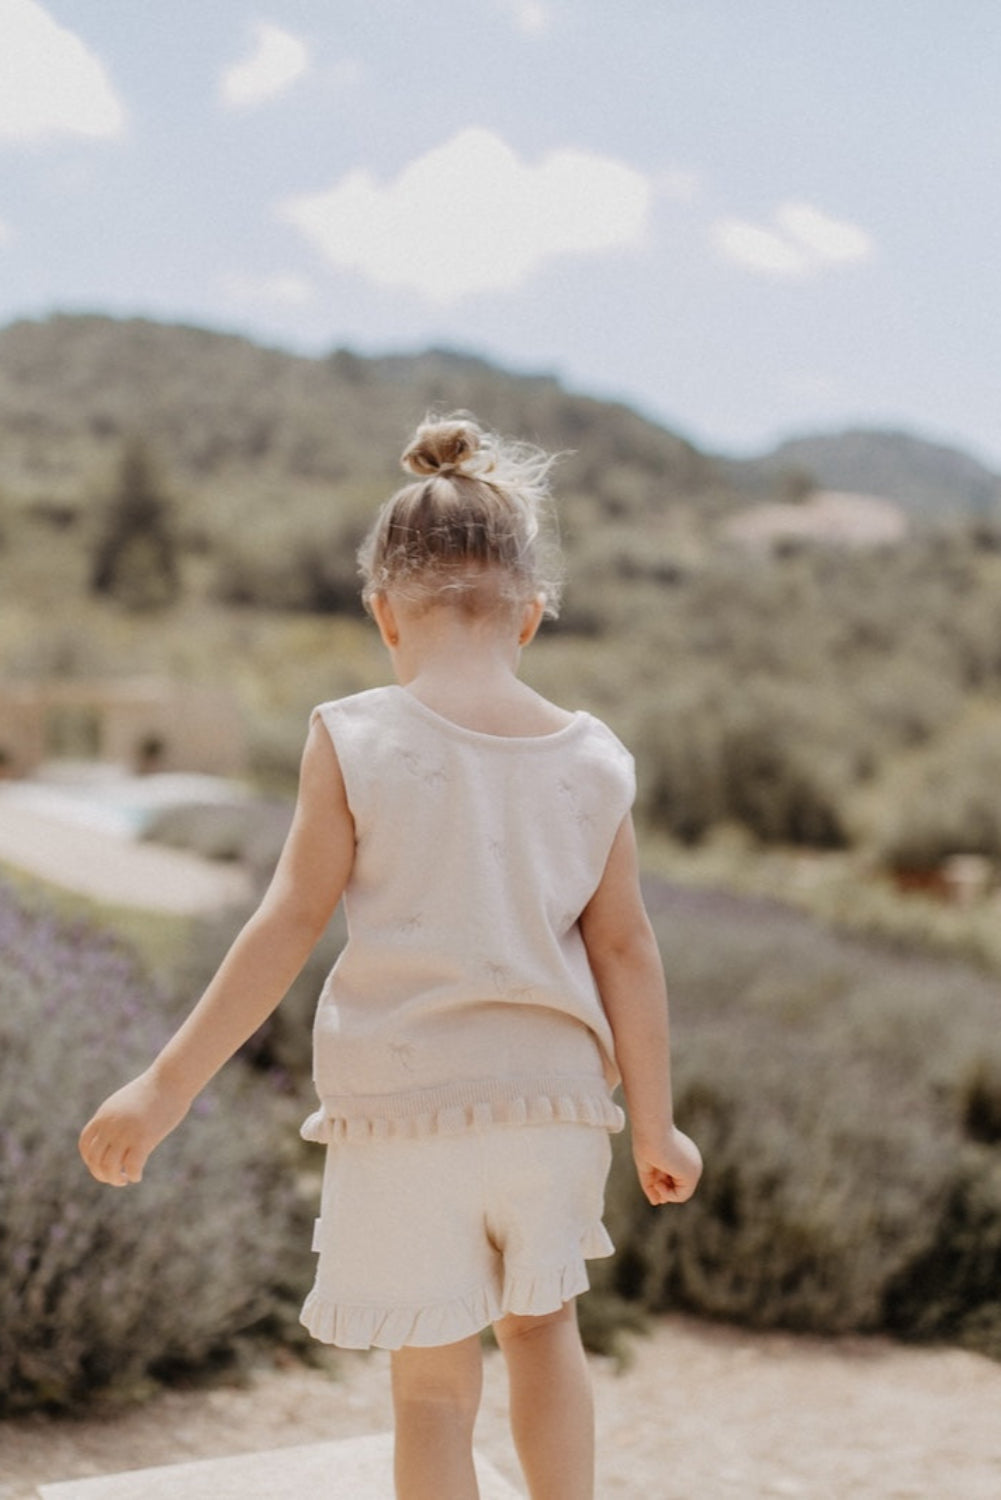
top-left (0, 802), bottom-right (252, 913)
top-left (3, 1317), bottom-right (1001, 1500)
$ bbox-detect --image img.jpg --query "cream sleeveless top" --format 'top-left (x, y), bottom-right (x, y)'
top-left (301, 686), bottom-right (635, 1144)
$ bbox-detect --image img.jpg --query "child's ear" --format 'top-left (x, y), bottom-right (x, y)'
top-left (371, 592), bottom-right (400, 649)
top-left (518, 595), bottom-right (546, 647)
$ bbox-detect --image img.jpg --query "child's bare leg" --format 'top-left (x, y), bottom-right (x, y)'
top-left (493, 1300), bottom-right (594, 1500)
top-left (390, 1335), bottom-right (483, 1500)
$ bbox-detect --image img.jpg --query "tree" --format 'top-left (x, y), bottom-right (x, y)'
top-left (90, 437), bottom-right (180, 609)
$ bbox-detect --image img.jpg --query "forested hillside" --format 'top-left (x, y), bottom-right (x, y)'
top-left (4, 312), bottom-right (1001, 879)
top-left (3, 313), bottom-right (997, 522)
top-left (738, 428), bottom-right (1001, 516)
top-left (0, 313), bottom-right (722, 510)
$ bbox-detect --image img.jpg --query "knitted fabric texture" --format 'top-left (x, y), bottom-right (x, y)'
top-left (301, 686), bottom-right (636, 1143)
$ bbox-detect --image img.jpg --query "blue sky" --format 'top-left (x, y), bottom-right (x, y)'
top-left (2, 0), bottom-right (999, 465)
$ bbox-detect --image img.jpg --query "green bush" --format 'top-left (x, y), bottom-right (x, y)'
top-left (634, 676), bottom-right (853, 847)
top-left (0, 878), bottom-right (311, 1413)
top-left (89, 437), bottom-right (181, 611)
top-left (875, 719), bottom-right (1001, 870)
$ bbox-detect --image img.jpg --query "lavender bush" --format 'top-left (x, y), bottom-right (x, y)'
top-left (597, 881), bottom-right (1001, 1357)
top-left (0, 878), bottom-right (310, 1413)
top-left (175, 876), bottom-right (1001, 1360)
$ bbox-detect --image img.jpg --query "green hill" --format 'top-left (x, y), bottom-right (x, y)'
top-left (3, 313), bottom-right (997, 528)
top-left (0, 312), bottom-right (720, 514)
top-left (741, 427), bottom-right (1001, 517)
top-left (6, 311), bottom-right (1001, 874)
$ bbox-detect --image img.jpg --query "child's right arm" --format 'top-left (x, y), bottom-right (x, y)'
top-left (79, 718), bottom-right (354, 1187)
top-left (579, 815), bottom-right (702, 1206)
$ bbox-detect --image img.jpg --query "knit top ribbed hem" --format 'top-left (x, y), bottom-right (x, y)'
top-left (301, 1075), bottom-right (625, 1143)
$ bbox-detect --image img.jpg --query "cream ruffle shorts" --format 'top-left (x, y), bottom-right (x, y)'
top-left (300, 1122), bottom-right (614, 1350)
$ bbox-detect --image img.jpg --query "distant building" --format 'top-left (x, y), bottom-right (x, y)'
top-left (0, 678), bottom-right (245, 779)
top-left (723, 490), bottom-right (910, 553)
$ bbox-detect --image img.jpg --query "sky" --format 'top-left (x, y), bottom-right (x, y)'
top-left (1, 0), bottom-right (999, 466)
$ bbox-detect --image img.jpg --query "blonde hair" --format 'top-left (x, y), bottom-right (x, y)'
top-left (358, 413), bottom-right (563, 618)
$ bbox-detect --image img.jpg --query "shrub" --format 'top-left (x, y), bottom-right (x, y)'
top-left (603, 880), bottom-right (1001, 1356)
top-left (213, 494), bottom-right (373, 615)
top-left (632, 679), bottom-right (728, 844)
top-left (634, 677), bottom-right (853, 847)
top-left (875, 718), bottom-right (1001, 870)
top-left (89, 437), bottom-right (181, 610)
top-left (717, 684), bottom-right (851, 846)
top-left (0, 878), bottom-right (311, 1413)
top-left (883, 1147), bottom-right (1001, 1357)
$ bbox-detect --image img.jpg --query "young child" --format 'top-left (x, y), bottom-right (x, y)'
top-left (80, 413), bottom-right (702, 1500)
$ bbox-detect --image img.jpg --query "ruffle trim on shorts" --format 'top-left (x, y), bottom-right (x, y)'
top-left (300, 1221), bottom-right (615, 1350)
top-left (300, 1079), bottom-right (625, 1145)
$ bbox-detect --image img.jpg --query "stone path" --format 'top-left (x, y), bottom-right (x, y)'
top-left (5, 1319), bottom-right (1001, 1500)
top-left (36, 1435), bottom-right (518, 1500)
top-left (0, 802), bottom-right (252, 913)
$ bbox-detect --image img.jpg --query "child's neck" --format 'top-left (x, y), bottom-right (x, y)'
top-left (398, 612), bottom-right (521, 702)
top-left (390, 608), bottom-right (570, 737)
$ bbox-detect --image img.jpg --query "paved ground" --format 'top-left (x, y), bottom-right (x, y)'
top-left (0, 801), bottom-right (253, 913)
top-left (3, 1318), bottom-right (1001, 1499)
top-left (35, 1435), bottom-right (519, 1500)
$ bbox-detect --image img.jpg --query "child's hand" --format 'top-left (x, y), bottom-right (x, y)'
top-left (633, 1126), bottom-right (703, 1206)
top-left (79, 1070), bottom-right (190, 1187)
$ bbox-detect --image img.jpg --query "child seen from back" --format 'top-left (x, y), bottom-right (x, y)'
top-left (80, 414), bottom-right (702, 1500)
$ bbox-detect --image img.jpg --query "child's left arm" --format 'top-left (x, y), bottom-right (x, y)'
top-left (580, 814), bottom-right (702, 1206)
top-left (79, 718), bottom-right (354, 1187)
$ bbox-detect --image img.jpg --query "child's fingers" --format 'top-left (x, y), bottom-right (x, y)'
top-left (79, 1120), bottom-right (138, 1187)
top-left (641, 1167), bottom-right (697, 1206)
top-left (120, 1148), bottom-right (144, 1184)
top-left (96, 1136), bottom-right (127, 1187)
top-left (77, 1121), bottom-right (104, 1179)
top-left (647, 1174), bottom-right (676, 1205)
top-left (639, 1167), bottom-right (668, 1205)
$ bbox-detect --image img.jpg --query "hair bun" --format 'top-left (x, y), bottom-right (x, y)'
top-left (401, 415), bottom-right (483, 478)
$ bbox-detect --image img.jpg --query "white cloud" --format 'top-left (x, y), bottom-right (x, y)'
top-left (279, 127), bottom-right (651, 305)
top-left (713, 200), bottom-right (874, 279)
top-left (505, 0), bottom-right (551, 35)
top-left (0, 0), bottom-right (125, 144)
top-left (713, 219), bottom-right (811, 278)
top-left (0, 217), bottom-right (11, 245)
top-left (221, 271), bottom-right (316, 307)
top-left (220, 22), bottom-right (310, 111)
top-left (776, 201), bottom-right (873, 266)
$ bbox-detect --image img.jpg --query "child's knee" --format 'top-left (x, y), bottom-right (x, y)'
top-left (391, 1339), bottom-right (483, 1420)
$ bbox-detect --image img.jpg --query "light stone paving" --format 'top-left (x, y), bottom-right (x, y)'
top-left (0, 802), bottom-right (253, 913)
top-left (36, 1434), bottom-right (523, 1500)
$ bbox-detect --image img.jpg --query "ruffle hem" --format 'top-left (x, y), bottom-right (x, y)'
top-left (300, 1081), bottom-right (625, 1144)
top-left (300, 1221), bottom-right (615, 1350)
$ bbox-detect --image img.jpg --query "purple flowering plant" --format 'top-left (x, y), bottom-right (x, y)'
top-left (0, 877), bottom-right (308, 1413)
top-left (596, 880), bottom-right (1001, 1359)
